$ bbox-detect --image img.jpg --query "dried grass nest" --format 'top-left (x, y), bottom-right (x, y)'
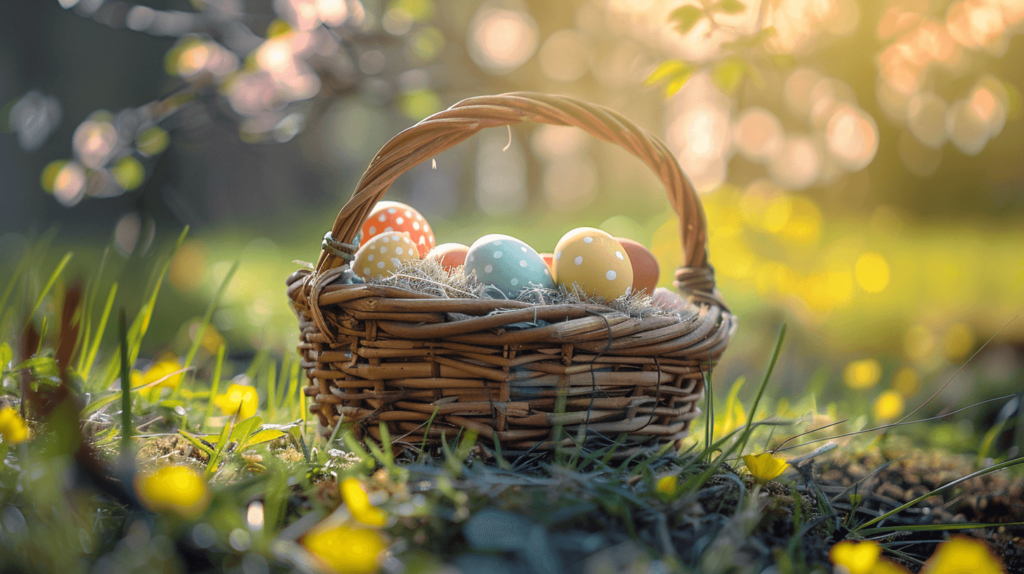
top-left (358, 257), bottom-right (683, 322)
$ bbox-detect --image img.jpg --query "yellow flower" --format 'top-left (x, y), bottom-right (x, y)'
top-left (131, 356), bottom-right (185, 400)
top-left (213, 384), bottom-right (259, 420)
top-left (134, 465), bottom-right (211, 520)
top-left (873, 390), bottom-right (905, 422)
top-left (830, 540), bottom-right (911, 574)
top-left (656, 475), bottom-right (678, 499)
top-left (922, 537), bottom-right (1006, 574)
top-left (302, 523), bottom-right (386, 574)
top-left (341, 478), bottom-right (388, 527)
top-left (844, 359), bottom-right (882, 390)
top-left (742, 452), bottom-right (790, 483)
top-left (0, 407), bottom-right (29, 444)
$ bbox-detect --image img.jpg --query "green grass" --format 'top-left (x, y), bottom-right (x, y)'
top-left (0, 233), bottom-right (1022, 574)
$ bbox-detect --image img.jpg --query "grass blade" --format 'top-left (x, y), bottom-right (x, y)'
top-left (81, 281), bottom-right (117, 381)
top-left (203, 343), bottom-right (226, 431)
top-left (118, 309), bottom-right (133, 463)
top-left (859, 521), bottom-right (1024, 537)
top-left (26, 252), bottom-right (72, 329)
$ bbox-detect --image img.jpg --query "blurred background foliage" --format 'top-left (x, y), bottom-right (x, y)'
top-left (2, 0), bottom-right (1023, 452)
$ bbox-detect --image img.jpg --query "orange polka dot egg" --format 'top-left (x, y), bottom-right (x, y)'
top-left (353, 231), bottom-right (420, 280)
top-left (553, 228), bottom-right (633, 301)
top-left (361, 201), bottom-right (435, 255)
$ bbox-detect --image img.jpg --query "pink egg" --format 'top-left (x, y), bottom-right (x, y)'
top-left (652, 287), bottom-right (686, 312)
top-left (615, 238), bottom-right (660, 296)
top-left (361, 201), bottom-right (435, 256)
top-left (426, 243), bottom-right (469, 272)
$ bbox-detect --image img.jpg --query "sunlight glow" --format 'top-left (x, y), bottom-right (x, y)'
top-left (469, 6), bottom-right (539, 74)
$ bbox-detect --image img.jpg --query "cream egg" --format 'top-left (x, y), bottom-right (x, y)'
top-left (553, 228), bottom-right (633, 301)
top-left (352, 231), bottom-right (420, 280)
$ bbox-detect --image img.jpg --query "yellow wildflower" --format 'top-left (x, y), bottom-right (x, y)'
top-left (873, 390), bottom-right (905, 422)
top-left (302, 523), bottom-right (386, 574)
top-left (830, 540), bottom-right (911, 574)
top-left (922, 537), bottom-right (1006, 574)
top-left (656, 475), bottom-right (678, 500)
top-left (844, 359), bottom-right (882, 390)
top-left (213, 384), bottom-right (259, 420)
top-left (0, 407), bottom-right (29, 444)
top-left (742, 452), bottom-right (790, 483)
top-left (134, 465), bottom-right (211, 520)
top-left (131, 356), bottom-right (184, 400)
top-left (341, 478), bottom-right (388, 527)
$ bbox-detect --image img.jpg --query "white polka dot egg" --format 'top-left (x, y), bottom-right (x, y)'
top-left (465, 234), bottom-right (553, 298)
top-left (553, 227), bottom-right (633, 301)
top-left (352, 231), bottom-right (420, 280)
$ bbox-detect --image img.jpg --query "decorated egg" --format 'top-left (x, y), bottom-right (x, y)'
top-left (361, 201), bottom-right (435, 255)
top-left (352, 231), bottom-right (420, 280)
top-left (652, 287), bottom-right (686, 312)
top-left (465, 234), bottom-right (553, 298)
top-left (615, 238), bottom-right (660, 296)
top-left (539, 253), bottom-right (555, 271)
top-left (426, 243), bottom-right (469, 272)
top-left (553, 228), bottom-right (633, 301)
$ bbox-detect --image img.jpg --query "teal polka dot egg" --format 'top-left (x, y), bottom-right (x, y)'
top-left (465, 234), bottom-right (554, 298)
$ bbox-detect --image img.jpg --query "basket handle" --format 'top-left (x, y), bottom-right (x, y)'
top-left (317, 92), bottom-right (722, 306)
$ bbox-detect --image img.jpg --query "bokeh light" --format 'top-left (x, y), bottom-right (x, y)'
top-left (733, 107), bottom-right (784, 164)
top-left (854, 252), bottom-right (890, 293)
top-left (826, 106), bottom-right (878, 171)
top-left (844, 358), bottom-right (882, 390)
top-left (539, 29), bottom-right (590, 82)
top-left (769, 136), bottom-right (820, 190)
top-left (469, 4), bottom-right (539, 74)
top-left (51, 161), bottom-right (87, 207)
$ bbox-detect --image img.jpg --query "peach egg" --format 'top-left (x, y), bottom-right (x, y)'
top-left (426, 243), bottom-right (469, 272)
top-left (552, 228), bottom-right (633, 301)
top-left (615, 238), bottom-right (660, 296)
top-left (361, 201), bottom-right (435, 255)
top-left (352, 231), bottom-right (420, 280)
top-left (540, 252), bottom-right (554, 271)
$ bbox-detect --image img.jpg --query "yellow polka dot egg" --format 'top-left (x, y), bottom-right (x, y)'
top-left (353, 231), bottom-right (420, 280)
top-left (553, 227), bottom-right (633, 301)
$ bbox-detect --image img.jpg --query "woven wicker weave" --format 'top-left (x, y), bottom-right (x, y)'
top-left (287, 92), bottom-right (736, 452)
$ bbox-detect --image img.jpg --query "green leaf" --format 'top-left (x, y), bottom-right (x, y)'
top-left (712, 58), bottom-right (748, 95)
top-left (645, 60), bottom-right (695, 98)
top-left (206, 418), bottom-right (234, 475)
top-left (226, 415), bottom-right (263, 449)
top-left (12, 356), bottom-right (58, 373)
top-left (669, 5), bottom-right (705, 34)
top-left (645, 60), bottom-right (690, 86)
top-left (0, 343), bottom-right (11, 371)
top-left (240, 428), bottom-right (287, 450)
top-left (714, 0), bottom-right (746, 14)
top-left (179, 430), bottom-right (217, 457)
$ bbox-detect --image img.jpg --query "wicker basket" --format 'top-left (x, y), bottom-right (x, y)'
top-left (287, 93), bottom-right (736, 452)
